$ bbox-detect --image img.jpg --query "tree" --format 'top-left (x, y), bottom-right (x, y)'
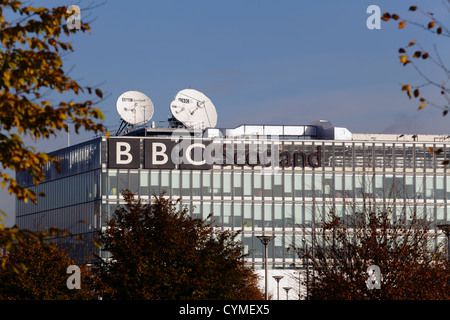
top-left (95, 191), bottom-right (264, 300)
top-left (0, 230), bottom-right (95, 300)
top-left (0, 0), bottom-right (107, 207)
top-left (291, 206), bottom-right (450, 300)
top-left (382, 3), bottom-right (450, 118)
top-left (0, 0), bottom-right (107, 275)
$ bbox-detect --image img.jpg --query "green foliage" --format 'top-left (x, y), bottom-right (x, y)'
top-left (96, 191), bottom-right (264, 300)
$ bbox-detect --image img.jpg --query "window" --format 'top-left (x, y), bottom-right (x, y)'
top-left (284, 173), bottom-right (292, 198)
top-left (182, 172), bottom-right (190, 197)
top-left (233, 172), bottom-right (242, 197)
top-left (139, 171), bottom-right (149, 195)
top-left (150, 171), bottom-right (159, 195)
top-left (171, 171), bottom-right (180, 197)
top-left (223, 173), bottom-right (231, 197)
top-left (213, 173), bottom-right (221, 197)
top-left (192, 172), bottom-right (201, 196)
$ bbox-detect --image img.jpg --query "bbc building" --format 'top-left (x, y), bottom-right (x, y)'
top-left (16, 120), bottom-right (450, 271)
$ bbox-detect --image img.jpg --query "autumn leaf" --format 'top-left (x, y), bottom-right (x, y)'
top-left (399, 21), bottom-right (405, 29)
top-left (401, 84), bottom-right (411, 91)
top-left (95, 88), bottom-right (103, 98)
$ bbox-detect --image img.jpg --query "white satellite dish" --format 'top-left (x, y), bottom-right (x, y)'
top-left (170, 89), bottom-right (217, 130)
top-left (116, 90), bottom-right (154, 125)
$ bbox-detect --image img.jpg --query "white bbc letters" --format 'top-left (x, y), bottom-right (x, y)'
top-left (116, 142), bottom-right (133, 165)
top-left (152, 142), bottom-right (169, 165)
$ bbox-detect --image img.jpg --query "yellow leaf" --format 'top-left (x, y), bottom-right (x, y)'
top-left (399, 21), bottom-right (405, 29)
top-left (418, 103), bottom-right (426, 110)
top-left (401, 84), bottom-right (411, 91)
top-left (399, 55), bottom-right (408, 63)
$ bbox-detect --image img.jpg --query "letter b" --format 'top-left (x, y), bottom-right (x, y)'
top-left (116, 142), bottom-right (133, 164)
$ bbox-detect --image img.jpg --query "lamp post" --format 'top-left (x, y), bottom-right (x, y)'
top-left (438, 224), bottom-right (450, 263)
top-left (272, 275), bottom-right (284, 300)
top-left (283, 286), bottom-right (292, 300)
top-left (257, 235), bottom-right (275, 300)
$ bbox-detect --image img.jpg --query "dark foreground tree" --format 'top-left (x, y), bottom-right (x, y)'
top-left (292, 207), bottom-right (450, 300)
top-left (0, 1), bottom-right (107, 274)
top-left (95, 191), bottom-right (263, 300)
top-left (0, 230), bottom-right (95, 300)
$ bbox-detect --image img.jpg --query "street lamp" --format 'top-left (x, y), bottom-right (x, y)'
top-left (438, 224), bottom-right (450, 262)
top-left (257, 235), bottom-right (275, 300)
top-left (272, 275), bottom-right (284, 300)
top-left (283, 286), bottom-right (292, 300)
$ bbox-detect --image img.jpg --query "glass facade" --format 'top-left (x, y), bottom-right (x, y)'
top-left (16, 134), bottom-right (450, 268)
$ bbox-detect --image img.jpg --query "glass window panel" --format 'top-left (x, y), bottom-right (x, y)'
top-left (264, 174), bottom-right (272, 198)
top-left (264, 203), bottom-right (272, 228)
top-left (254, 203), bottom-right (262, 228)
top-left (233, 203), bottom-right (242, 228)
top-left (285, 203), bottom-right (293, 228)
top-left (405, 176), bottom-right (414, 200)
top-left (275, 236), bottom-right (284, 259)
top-left (202, 172), bottom-right (211, 196)
top-left (305, 205), bottom-right (312, 227)
top-left (426, 176), bottom-right (434, 200)
top-left (436, 176), bottom-right (444, 199)
top-left (304, 174), bottom-right (312, 197)
top-left (161, 171), bottom-right (169, 194)
top-left (355, 175), bottom-right (363, 198)
top-left (202, 202), bottom-right (211, 219)
top-left (273, 174), bottom-right (282, 197)
top-left (223, 203), bottom-right (232, 227)
top-left (234, 172), bottom-right (242, 197)
top-left (213, 173), bottom-right (221, 197)
top-left (129, 171), bottom-right (139, 194)
top-left (244, 204), bottom-right (252, 228)
top-left (192, 172), bottom-right (201, 196)
top-left (274, 204), bottom-right (282, 228)
top-left (108, 170), bottom-right (117, 196)
top-left (315, 174), bottom-right (323, 197)
top-left (150, 171), bottom-right (160, 195)
top-left (416, 176), bottom-right (424, 200)
top-left (213, 203), bottom-right (222, 226)
top-left (171, 171), bottom-right (180, 197)
top-left (284, 173), bottom-right (292, 198)
top-left (437, 207), bottom-right (445, 224)
top-left (244, 173), bottom-right (253, 197)
top-left (223, 173), bottom-right (231, 197)
top-left (294, 174), bottom-right (302, 198)
top-left (182, 172), bottom-right (190, 197)
top-left (118, 171), bottom-right (128, 195)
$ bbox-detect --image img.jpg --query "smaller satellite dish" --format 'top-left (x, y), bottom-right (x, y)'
top-left (116, 91), bottom-right (154, 125)
top-left (170, 89), bottom-right (217, 130)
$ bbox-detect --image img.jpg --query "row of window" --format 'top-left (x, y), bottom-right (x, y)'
top-left (102, 169), bottom-right (450, 202)
top-left (102, 198), bottom-right (449, 230)
top-left (17, 170), bottom-right (100, 216)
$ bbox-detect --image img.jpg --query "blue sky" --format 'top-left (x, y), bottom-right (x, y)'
top-left (2, 0), bottom-right (450, 226)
